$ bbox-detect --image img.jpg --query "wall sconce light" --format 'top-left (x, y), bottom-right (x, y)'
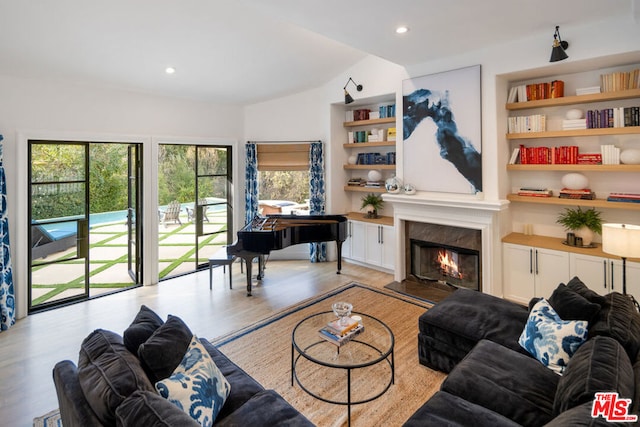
top-left (549, 25), bottom-right (569, 62)
top-left (343, 77), bottom-right (363, 104)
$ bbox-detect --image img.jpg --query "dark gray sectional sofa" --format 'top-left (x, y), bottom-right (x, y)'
top-left (406, 277), bottom-right (640, 426)
top-left (53, 306), bottom-right (313, 427)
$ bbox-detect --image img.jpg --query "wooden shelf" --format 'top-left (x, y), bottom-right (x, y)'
top-left (346, 212), bottom-right (393, 226)
top-left (506, 89), bottom-right (640, 110)
top-left (506, 126), bottom-right (640, 139)
top-left (343, 164), bottom-right (395, 170)
top-left (507, 194), bottom-right (640, 211)
top-left (502, 232), bottom-right (640, 262)
top-left (344, 186), bottom-right (386, 193)
top-left (506, 164), bottom-right (640, 172)
top-left (343, 141), bottom-right (396, 148)
top-left (343, 117), bottom-right (395, 127)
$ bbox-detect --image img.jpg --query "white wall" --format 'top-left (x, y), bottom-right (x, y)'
top-left (0, 74), bottom-right (243, 319)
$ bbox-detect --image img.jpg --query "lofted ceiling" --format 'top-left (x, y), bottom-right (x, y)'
top-left (0, 0), bottom-right (633, 105)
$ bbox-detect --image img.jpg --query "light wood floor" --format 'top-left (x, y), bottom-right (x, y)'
top-left (0, 260), bottom-right (393, 426)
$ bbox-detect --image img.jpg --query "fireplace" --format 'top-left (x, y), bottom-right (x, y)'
top-left (383, 193), bottom-right (508, 297)
top-left (410, 239), bottom-right (480, 291)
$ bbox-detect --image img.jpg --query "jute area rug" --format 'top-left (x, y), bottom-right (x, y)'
top-left (213, 283), bottom-right (446, 427)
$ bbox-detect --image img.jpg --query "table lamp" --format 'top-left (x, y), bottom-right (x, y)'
top-left (602, 223), bottom-right (640, 309)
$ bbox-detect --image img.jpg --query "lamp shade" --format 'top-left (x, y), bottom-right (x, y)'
top-left (602, 223), bottom-right (640, 258)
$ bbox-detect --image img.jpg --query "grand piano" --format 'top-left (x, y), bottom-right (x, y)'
top-left (226, 214), bottom-right (348, 296)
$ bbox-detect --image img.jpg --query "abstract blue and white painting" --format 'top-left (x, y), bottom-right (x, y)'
top-left (402, 65), bottom-right (482, 194)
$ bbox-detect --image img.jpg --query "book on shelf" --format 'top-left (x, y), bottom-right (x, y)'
top-left (600, 69), bottom-right (640, 93)
top-left (562, 119), bottom-right (587, 130)
top-left (347, 178), bottom-right (365, 187)
top-left (559, 188), bottom-right (596, 200)
top-left (508, 147), bottom-right (520, 165)
top-left (577, 153), bottom-right (602, 165)
top-left (600, 145), bottom-right (620, 165)
top-left (517, 188), bottom-right (553, 197)
top-left (507, 115), bottom-right (546, 133)
top-left (517, 145), bottom-right (579, 165)
top-left (508, 80), bottom-right (564, 102)
top-left (387, 127), bottom-right (397, 142)
top-left (576, 86), bottom-right (601, 96)
top-left (607, 196), bottom-right (640, 203)
top-left (608, 192), bottom-right (640, 199)
top-left (318, 323), bottom-right (364, 346)
top-left (365, 180), bottom-right (384, 188)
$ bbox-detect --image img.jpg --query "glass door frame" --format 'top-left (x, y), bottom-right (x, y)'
top-left (28, 141), bottom-right (90, 312)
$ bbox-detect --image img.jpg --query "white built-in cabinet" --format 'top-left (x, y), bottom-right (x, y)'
top-left (344, 213), bottom-right (395, 271)
top-left (502, 233), bottom-right (640, 304)
top-left (569, 252), bottom-right (640, 297)
top-left (503, 242), bottom-right (570, 305)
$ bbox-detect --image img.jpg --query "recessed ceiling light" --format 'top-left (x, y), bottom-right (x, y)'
top-left (396, 26), bottom-right (409, 34)
top-left (165, 67), bottom-right (176, 75)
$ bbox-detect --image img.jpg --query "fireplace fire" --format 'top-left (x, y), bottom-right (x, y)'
top-left (410, 239), bottom-right (480, 291)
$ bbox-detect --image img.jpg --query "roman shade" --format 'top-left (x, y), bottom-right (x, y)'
top-left (256, 143), bottom-right (310, 171)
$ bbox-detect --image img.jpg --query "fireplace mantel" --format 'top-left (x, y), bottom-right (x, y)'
top-left (384, 193), bottom-right (509, 297)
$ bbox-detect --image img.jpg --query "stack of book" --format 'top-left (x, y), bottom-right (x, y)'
top-left (347, 178), bottom-right (365, 187)
top-left (577, 153), bottom-right (602, 165)
top-left (562, 119), bottom-right (587, 130)
top-left (318, 317), bottom-right (364, 346)
top-left (517, 188), bottom-right (553, 197)
top-left (576, 86), bottom-right (601, 96)
top-left (559, 188), bottom-right (596, 200)
top-left (607, 193), bottom-right (640, 203)
top-left (364, 180), bottom-right (384, 188)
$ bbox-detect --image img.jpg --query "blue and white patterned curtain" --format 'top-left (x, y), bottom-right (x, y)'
top-left (0, 135), bottom-right (15, 331)
top-left (309, 141), bottom-right (327, 262)
top-left (244, 143), bottom-right (259, 225)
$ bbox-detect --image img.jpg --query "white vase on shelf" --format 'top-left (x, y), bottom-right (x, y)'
top-left (575, 226), bottom-right (594, 246)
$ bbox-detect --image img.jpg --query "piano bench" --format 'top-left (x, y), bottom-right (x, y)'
top-left (209, 248), bottom-right (237, 290)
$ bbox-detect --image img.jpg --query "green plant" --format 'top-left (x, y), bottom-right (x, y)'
top-left (556, 206), bottom-right (603, 234)
top-left (360, 193), bottom-right (384, 211)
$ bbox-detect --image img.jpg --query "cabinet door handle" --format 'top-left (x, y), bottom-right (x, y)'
top-left (349, 222), bottom-right (352, 238)
top-left (603, 260), bottom-right (607, 289)
top-left (379, 226), bottom-right (384, 244)
top-left (535, 249), bottom-right (539, 275)
top-left (610, 260), bottom-right (615, 291)
top-left (529, 249), bottom-right (533, 274)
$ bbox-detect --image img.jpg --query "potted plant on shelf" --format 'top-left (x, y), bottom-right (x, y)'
top-left (361, 193), bottom-right (384, 219)
top-left (556, 206), bottom-right (603, 246)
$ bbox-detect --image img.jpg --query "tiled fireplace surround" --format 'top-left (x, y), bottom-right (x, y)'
top-left (384, 194), bottom-right (509, 298)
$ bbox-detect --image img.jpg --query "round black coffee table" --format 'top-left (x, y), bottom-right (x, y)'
top-left (291, 311), bottom-right (395, 426)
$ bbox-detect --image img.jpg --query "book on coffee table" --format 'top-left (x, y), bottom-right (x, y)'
top-left (319, 324), bottom-right (364, 346)
top-left (325, 317), bottom-right (359, 336)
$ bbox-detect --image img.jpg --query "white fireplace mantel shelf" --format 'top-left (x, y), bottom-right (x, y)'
top-left (382, 193), bottom-right (509, 212)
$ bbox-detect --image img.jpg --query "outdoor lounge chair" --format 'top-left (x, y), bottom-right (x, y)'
top-left (160, 200), bottom-right (182, 227)
top-left (185, 199), bottom-right (210, 223)
top-left (31, 223), bottom-right (77, 259)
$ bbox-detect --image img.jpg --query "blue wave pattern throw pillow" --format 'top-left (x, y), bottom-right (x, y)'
top-left (518, 298), bottom-right (588, 375)
top-left (156, 336), bottom-right (231, 426)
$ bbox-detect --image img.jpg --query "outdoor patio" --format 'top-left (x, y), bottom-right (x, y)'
top-left (30, 208), bottom-right (229, 307)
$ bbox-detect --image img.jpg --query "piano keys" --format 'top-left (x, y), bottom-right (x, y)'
top-left (226, 214), bottom-right (348, 296)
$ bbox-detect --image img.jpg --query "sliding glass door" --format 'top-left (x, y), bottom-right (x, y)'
top-left (28, 141), bottom-right (143, 312)
top-left (157, 144), bottom-right (233, 279)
